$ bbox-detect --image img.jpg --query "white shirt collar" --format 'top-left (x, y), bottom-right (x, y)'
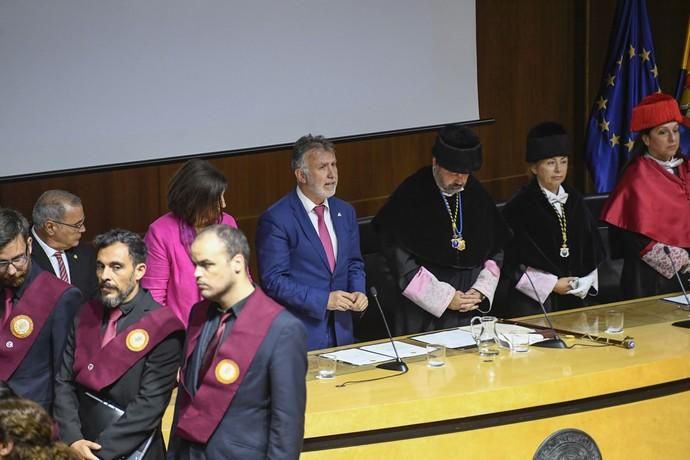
top-left (31, 227), bottom-right (61, 257)
top-left (539, 183), bottom-right (568, 205)
top-left (295, 186), bottom-right (330, 214)
top-left (645, 153), bottom-right (684, 172)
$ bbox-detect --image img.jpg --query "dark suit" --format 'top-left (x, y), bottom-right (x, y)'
top-left (167, 306), bottom-right (307, 459)
top-left (3, 264), bottom-right (81, 411)
top-left (256, 190), bottom-right (366, 350)
top-left (31, 233), bottom-right (98, 301)
top-left (54, 289), bottom-right (184, 460)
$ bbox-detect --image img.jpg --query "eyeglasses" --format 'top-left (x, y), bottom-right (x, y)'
top-left (51, 218), bottom-right (86, 231)
top-left (0, 249), bottom-right (29, 273)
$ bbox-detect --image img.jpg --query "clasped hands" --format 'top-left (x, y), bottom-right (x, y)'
top-left (327, 290), bottom-right (368, 312)
top-left (447, 288), bottom-right (485, 312)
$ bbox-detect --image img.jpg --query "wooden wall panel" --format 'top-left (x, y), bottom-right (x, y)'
top-left (0, 165), bottom-right (160, 239)
top-left (476, 0), bottom-right (575, 196)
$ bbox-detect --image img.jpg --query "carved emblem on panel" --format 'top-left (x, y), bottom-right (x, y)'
top-left (534, 428), bottom-right (601, 460)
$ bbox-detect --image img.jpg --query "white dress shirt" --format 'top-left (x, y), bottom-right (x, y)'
top-left (295, 186), bottom-right (338, 260)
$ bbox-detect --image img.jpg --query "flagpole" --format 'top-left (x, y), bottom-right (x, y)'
top-left (674, 15), bottom-right (690, 100)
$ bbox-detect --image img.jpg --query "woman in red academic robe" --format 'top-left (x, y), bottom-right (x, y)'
top-left (601, 93), bottom-right (690, 298)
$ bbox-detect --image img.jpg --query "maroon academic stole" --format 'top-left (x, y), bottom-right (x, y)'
top-left (174, 288), bottom-right (283, 444)
top-left (72, 299), bottom-right (184, 391)
top-left (0, 272), bottom-right (70, 380)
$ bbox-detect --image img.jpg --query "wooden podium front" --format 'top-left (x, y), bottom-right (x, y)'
top-left (302, 296), bottom-right (690, 459)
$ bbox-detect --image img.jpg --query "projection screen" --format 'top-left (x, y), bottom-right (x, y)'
top-left (0, 0), bottom-right (478, 179)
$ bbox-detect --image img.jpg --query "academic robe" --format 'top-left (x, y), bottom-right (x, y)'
top-left (1, 263), bottom-right (81, 411)
top-left (601, 155), bottom-right (690, 298)
top-left (499, 179), bottom-right (606, 317)
top-left (167, 288), bottom-right (307, 460)
top-left (54, 289), bottom-right (184, 460)
top-left (372, 166), bottom-right (511, 335)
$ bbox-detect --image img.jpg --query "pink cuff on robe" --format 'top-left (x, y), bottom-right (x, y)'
top-left (516, 267), bottom-right (558, 304)
top-left (641, 243), bottom-right (690, 279)
top-left (471, 260), bottom-right (500, 305)
top-left (403, 267), bottom-right (456, 318)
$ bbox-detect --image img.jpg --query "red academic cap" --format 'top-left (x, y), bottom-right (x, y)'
top-left (630, 93), bottom-right (686, 132)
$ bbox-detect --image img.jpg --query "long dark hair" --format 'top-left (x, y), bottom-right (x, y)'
top-left (619, 124), bottom-right (686, 178)
top-left (167, 159), bottom-right (228, 227)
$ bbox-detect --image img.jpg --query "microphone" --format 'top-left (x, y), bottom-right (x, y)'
top-left (519, 265), bottom-right (568, 348)
top-left (662, 246), bottom-right (690, 329)
top-left (370, 287), bottom-right (408, 372)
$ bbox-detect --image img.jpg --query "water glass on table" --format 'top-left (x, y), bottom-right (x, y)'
top-left (426, 343), bottom-right (446, 368)
top-left (316, 355), bottom-right (337, 379)
top-left (606, 310), bottom-right (624, 333)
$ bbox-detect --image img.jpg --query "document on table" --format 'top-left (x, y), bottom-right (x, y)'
top-left (411, 329), bottom-right (475, 348)
top-left (320, 348), bottom-right (392, 366)
top-left (663, 294), bottom-right (690, 306)
top-left (360, 341), bottom-right (428, 359)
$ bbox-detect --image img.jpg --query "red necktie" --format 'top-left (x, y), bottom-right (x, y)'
top-left (314, 205), bottom-right (336, 272)
top-left (2, 289), bottom-right (13, 328)
top-left (199, 311), bottom-right (233, 379)
top-left (101, 308), bottom-right (123, 348)
top-left (53, 251), bottom-right (69, 282)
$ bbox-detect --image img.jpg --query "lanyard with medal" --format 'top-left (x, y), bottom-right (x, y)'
top-left (546, 195), bottom-right (569, 258)
top-left (441, 191), bottom-right (465, 251)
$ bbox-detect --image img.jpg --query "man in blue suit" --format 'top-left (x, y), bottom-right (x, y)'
top-left (257, 134), bottom-right (367, 350)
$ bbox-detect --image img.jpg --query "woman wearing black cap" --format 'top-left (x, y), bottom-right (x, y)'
top-left (601, 93), bottom-right (690, 298)
top-left (500, 122), bottom-right (605, 316)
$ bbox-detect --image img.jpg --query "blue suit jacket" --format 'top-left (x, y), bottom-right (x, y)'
top-left (256, 190), bottom-right (365, 350)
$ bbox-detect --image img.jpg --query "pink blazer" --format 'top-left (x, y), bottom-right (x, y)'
top-left (142, 212), bottom-right (238, 325)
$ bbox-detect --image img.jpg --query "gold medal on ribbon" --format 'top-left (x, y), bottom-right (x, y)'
top-left (215, 359), bottom-right (240, 385)
top-left (10, 315), bottom-right (33, 339)
top-left (126, 329), bottom-right (149, 352)
top-left (451, 236), bottom-right (466, 251)
top-left (560, 245), bottom-right (570, 258)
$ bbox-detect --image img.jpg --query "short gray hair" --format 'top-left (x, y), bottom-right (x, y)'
top-left (32, 190), bottom-right (82, 228)
top-left (291, 134), bottom-right (335, 172)
top-left (197, 224), bottom-right (250, 263)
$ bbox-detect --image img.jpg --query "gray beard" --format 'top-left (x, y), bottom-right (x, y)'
top-left (100, 282), bottom-right (136, 309)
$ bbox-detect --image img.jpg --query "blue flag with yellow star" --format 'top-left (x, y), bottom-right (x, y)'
top-left (585, 0), bottom-right (660, 193)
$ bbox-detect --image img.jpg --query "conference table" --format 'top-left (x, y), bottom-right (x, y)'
top-left (301, 295), bottom-right (690, 459)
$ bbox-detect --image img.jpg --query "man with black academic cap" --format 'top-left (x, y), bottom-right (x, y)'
top-left (54, 229), bottom-right (184, 460)
top-left (372, 125), bottom-right (511, 335)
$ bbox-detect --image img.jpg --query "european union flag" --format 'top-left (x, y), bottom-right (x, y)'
top-left (585, 0), bottom-right (661, 193)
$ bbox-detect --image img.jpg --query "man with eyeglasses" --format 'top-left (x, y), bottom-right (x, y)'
top-left (31, 189), bottom-right (98, 300)
top-left (0, 208), bottom-right (81, 411)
